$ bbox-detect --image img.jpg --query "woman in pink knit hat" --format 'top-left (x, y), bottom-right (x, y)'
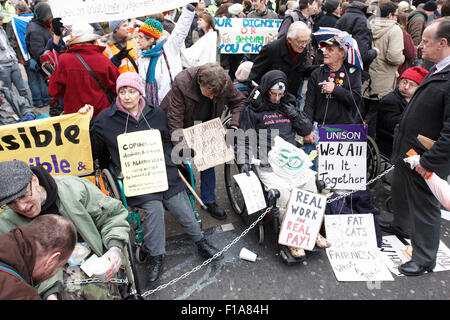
top-left (78, 71), bottom-right (222, 287)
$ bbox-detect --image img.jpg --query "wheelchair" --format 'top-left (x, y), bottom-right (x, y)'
top-left (222, 115), bottom-right (326, 266)
top-left (94, 160), bottom-right (202, 296)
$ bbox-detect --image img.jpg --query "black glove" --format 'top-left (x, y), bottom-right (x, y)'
top-left (113, 47), bottom-right (132, 61)
top-left (178, 147), bottom-right (196, 159)
top-left (240, 163), bottom-right (251, 176)
top-left (52, 18), bottom-right (64, 36)
top-left (278, 103), bottom-right (299, 120)
top-left (189, 2), bottom-right (198, 7)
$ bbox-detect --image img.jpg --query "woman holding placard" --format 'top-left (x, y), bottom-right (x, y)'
top-left (78, 72), bottom-right (221, 287)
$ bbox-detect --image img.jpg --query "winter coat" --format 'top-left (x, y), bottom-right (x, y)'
top-left (376, 87), bottom-right (408, 156)
top-left (0, 174), bottom-right (130, 298)
top-left (249, 36), bottom-right (318, 97)
top-left (406, 9), bottom-right (428, 46)
top-left (246, 8), bottom-right (279, 19)
top-left (0, 227), bottom-right (42, 300)
top-left (398, 28), bottom-right (417, 76)
top-left (304, 62), bottom-right (362, 125)
top-left (362, 18), bottom-right (405, 100)
top-left (25, 18), bottom-right (51, 63)
top-left (314, 12), bottom-right (339, 31)
top-left (90, 102), bottom-right (186, 206)
top-left (48, 44), bottom-right (120, 119)
top-left (160, 65), bottom-right (246, 136)
top-left (137, 7), bottom-right (195, 105)
top-left (238, 70), bottom-right (313, 164)
top-left (335, 2), bottom-right (377, 71)
top-left (392, 64), bottom-right (450, 179)
top-left (0, 27), bottom-right (17, 66)
top-left (0, 86), bottom-right (37, 125)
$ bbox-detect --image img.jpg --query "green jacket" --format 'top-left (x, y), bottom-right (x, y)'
top-left (0, 175), bottom-right (130, 299)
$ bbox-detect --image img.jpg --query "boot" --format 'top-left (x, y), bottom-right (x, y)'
top-left (204, 202), bottom-right (227, 220)
top-left (146, 254), bottom-right (164, 284)
top-left (196, 238), bottom-right (223, 260)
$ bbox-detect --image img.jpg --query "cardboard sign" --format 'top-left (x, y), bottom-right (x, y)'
top-left (48, 0), bottom-right (193, 24)
top-left (232, 171), bottom-right (266, 215)
top-left (182, 118), bottom-right (234, 172)
top-left (0, 113), bottom-right (93, 176)
top-left (215, 18), bottom-right (282, 54)
top-left (117, 130), bottom-right (168, 197)
top-left (278, 189), bottom-right (326, 251)
top-left (318, 124), bottom-right (367, 190)
top-left (325, 214), bottom-right (394, 282)
top-left (380, 235), bottom-right (450, 276)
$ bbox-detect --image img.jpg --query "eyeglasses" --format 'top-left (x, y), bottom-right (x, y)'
top-left (399, 78), bottom-right (418, 88)
top-left (268, 91), bottom-right (285, 98)
top-left (9, 183), bottom-right (33, 206)
top-left (292, 39), bottom-right (310, 46)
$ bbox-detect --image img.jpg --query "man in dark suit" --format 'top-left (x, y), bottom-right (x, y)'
top-left (381, 17), bottom-right (450, 276)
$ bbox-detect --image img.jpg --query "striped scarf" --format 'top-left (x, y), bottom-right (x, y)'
top-left (142, 39), bottom-right (166, 107)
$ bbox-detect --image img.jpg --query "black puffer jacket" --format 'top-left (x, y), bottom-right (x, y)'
top-left (238, 70), bottom-right (313, 164)
top-left (25, 19), bottom-right (52, 63)
top-left (335, 2), bottom-right (377, 71)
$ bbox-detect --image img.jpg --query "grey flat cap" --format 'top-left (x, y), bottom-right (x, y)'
top-left (0, 160), bottom-right (33, 206)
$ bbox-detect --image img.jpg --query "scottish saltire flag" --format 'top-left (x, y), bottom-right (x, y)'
top-left (11, 14), bottom-right (33, 62)
top-left (313, 27), bottom-right (364, 70)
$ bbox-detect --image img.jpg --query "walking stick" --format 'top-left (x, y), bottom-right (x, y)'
top-left (178, 170), bottom-right (208, 210)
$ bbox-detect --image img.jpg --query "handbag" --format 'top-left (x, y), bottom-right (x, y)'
top-left (73, 51), bottom-right (115, 104)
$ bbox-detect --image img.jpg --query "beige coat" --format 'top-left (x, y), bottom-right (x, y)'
top-left (363, 18), bottom-right (405, 100)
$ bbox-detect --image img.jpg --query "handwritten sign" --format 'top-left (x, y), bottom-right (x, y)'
top-left (278, 189), bottom-right (326, 251)
top-left (182, 118), bottom-right (234, 172)
top-left (48, 0), bottom-right (193, 24)
top-left (215, 18), bottom-right (281, 54)
top-left (318, 124), bottom-right (367, 190)
top-left (117, 130), bottom-right (168, 197)
top-left (325, 214), bottom-right (394, 282)
top-left (380, 235), bottom-right (450, 276)
top-left (232, 171), bottom-right (266, 215)
top-left (0, 113), bottom-right (93, 176)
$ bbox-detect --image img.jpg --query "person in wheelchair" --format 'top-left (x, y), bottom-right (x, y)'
top-left (81, 71), bottom-right (221, 287)
top-left (237, 69), bottom-right (331, 259)
top-left (0, 160), bottom-right (130, 300)
top-left (376, 66), bottom-right (428, 157)
top-left (0, 82), bottom-right (39, 125)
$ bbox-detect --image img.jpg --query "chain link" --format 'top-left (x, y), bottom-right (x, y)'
top-left (65, 277), bottom-right (129, 286)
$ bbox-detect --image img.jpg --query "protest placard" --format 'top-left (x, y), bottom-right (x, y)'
top-left (318, 124), bottom-right (367, 190)
top-left (215, 18), bottom-right (281, 54)
top-left (48, 0), bottom-right (192, 24)
top-left (325, 214), bottom-right (394, 282)
top-left (0, 113), bottom-right (93, 176)
top-left (117, 130), bottom-right (168, 197)
top-left (182, 118), bottom-right (234, 172)
top-left (232, 171), bottom-right (266, 215)
top-left (380, 235), bottom-right (450, 276)
top-left (278, 189), bottom-right (326, 251)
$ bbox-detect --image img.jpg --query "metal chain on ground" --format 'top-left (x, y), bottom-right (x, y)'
top-left (140, 205), bottom-right (273, 298)
top-left (64, 166), bottom-right (395, 296)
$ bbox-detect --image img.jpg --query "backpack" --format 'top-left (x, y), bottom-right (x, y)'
top-left (40, 49), bottom-right (59, 80)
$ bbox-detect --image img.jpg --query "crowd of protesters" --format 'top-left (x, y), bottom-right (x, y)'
top-left (0, 0), bottom-right (449, 300)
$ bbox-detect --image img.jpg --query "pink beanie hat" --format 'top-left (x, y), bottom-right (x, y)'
top-left (116, 72), bottom-right (145, 95)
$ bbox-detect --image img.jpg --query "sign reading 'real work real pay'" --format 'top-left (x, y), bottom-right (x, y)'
top-left (318, 124), bottom-right (367, 190)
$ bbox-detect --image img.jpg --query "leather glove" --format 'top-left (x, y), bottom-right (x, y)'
top-left (29, 58), bottom-right (38, 71)
top-left (278, 103), bottom-right (299, 120)
top-left (52, 18), bottom-right (64, 36)
top-left (113, 47), bottom-right (132, 62)
top-left (240, 163), bottom-right (251, 176)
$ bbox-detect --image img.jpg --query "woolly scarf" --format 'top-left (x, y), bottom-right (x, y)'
top-left (141, 40), bottom-right (166, 107)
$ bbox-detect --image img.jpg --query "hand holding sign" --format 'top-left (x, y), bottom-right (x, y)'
top-left (318, 77), bottom-right (335, 94)
top-left (77, 104), bottom-right (94, 120)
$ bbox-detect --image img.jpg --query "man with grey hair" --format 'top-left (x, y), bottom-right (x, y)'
top-left (249, 21), bottom-right (318, 99)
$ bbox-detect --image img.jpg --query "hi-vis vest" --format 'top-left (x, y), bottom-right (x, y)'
top-left (100, 38), bottom-right (139, 74)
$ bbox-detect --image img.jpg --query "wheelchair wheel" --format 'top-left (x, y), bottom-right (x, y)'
top-left (135, 244), bottom-right (148, 264)
top-left (101, 169), bottom-right (121, 200)
top-left (257, 223), bottom-right (264, 244)
top-left (366, 136), bottom-right (381, 187)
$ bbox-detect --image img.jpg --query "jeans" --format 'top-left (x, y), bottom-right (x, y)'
top-left (0, 63), bottom-right (31, 102)
top-left (25, 64), bottom-right (51, 106)
top-left (141, 191), bottom-right (203, 256)
top-left (200, 167), bottom-right (216, 204)
top-left (296, 81), bottom-right (304, 110)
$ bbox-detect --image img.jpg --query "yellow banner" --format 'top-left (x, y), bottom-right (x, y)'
top-left (0, 113), bottom-right (93, 176)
